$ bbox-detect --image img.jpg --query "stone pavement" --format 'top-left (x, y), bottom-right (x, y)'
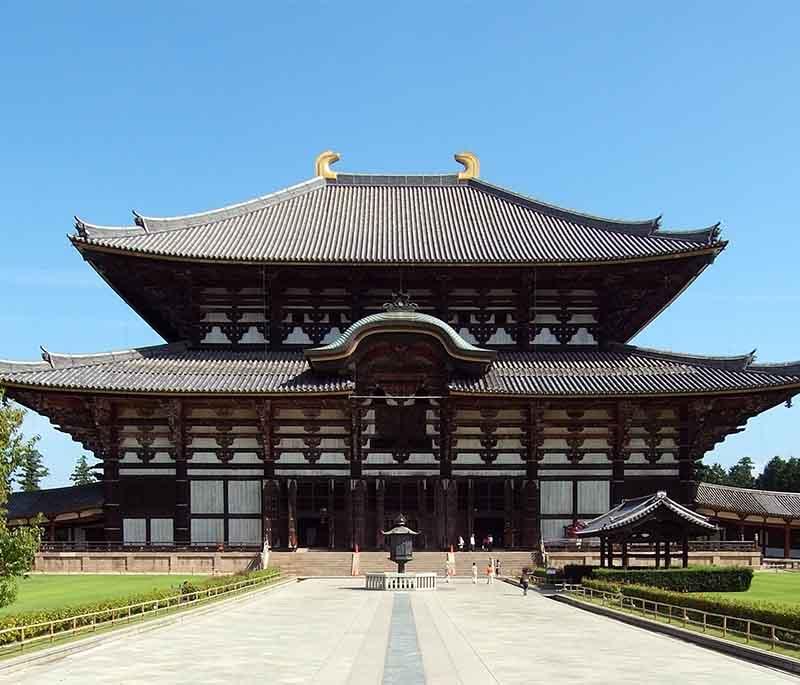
top-left (1, 578), bottom-right (796, 684)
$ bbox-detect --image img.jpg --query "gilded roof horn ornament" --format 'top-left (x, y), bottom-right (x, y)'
top-left (315, 150), bottom-right (341, 180)
top-left (454, 151), bottom-right (480, 180)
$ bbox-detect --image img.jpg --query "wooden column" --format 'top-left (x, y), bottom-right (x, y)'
top-left (375, 479), bottom-right (385, 549)
top-left (521, 479), bottom-right (539, 549)
top-left (467, 479), bottom-right (475, 542)
top-left (438, 399), bottom-right (452, 480)
top-left (328, 479), bottom-right (336, 550)
top-left (93, 399), bottom-right (121, 545)
top-left (665, 539), bottom-right (672, 569)
top-left (349, 399), bottom-right (363, 479)
top-left (682, 534), bottom-right (689, 568)
top-left (445, 479), bottom-right (458, 549)
top-left (516, 271), bottom-right (532, 351)
top-left (599, 537), bottom-right (606, 568)
top-left (263, 479), bottom-right (279, 548)
top-left (287, 479), bottom-right (297, 549)
top-left (503, 479), bottom-right (514, 549)
top-left (267, 271), bottom-right (283, 349)
top-left (785, 524), bottom-right (792, 560)
top-left (349, 479), bottom-right (366, 551)
top-left (611, 401), bottom-right (631, 506)
top-left (622, 540), bottom-right (629, 569)
top-left (761, 524), bottom-right (768, 558)
top-left (654, 539), bottom-right (661, 568)
top-left (167, 399), bottom-right (189, 546)
top-left (607, 539), bottom-right (614, 568)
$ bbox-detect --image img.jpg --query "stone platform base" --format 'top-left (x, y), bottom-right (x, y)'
top-left (32, 551), bottom-right (259, 574)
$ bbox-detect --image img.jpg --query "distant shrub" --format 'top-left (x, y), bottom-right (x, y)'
top-left (592, 566), bottom-right (753, 593)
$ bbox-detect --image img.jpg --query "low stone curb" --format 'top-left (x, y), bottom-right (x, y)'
top-left (553, 593), bottom-right (800, 676)
top-left (0, 576), bottom-right (297, 674)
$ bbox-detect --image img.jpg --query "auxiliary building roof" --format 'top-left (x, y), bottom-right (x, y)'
top-left (1, 342), bottom-right (799, 397)
top-left (72, 173), bottom-right (724, 265)
top-left (694, 482), bottom-right (800, 519)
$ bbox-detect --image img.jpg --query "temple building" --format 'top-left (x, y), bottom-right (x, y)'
top-left (2, 151), bottom-right (799, 552)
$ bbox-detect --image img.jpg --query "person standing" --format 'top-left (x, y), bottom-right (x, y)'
top-left (471, 562), bottom-right (478, 584)
top-left (495, 559), bottom-right (502, 577)
top-left (520, 569), bottom-right (530, 596)
top-left (458, 535), bottom-right (465, 552)
top-left (486, 560), bottom-right (494, 585)
top-left (488, 534), bottom-right (493, 552)
top-left (469, 532), bottom-right (476, 552)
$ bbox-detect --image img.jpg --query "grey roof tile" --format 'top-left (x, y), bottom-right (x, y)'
top-left (72, 176), bottom-right (724, 265)
top-left (1, 342), bottom-right (798, 397)
top-left (694, 482), bottom-right (800, 518)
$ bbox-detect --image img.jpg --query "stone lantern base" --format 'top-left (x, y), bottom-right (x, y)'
top-left (365, 572), bottom-right (437, 591)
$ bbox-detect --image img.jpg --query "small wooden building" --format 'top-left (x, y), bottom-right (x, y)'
top-left (577, 491), bottom-right (717, 567)
top-left (1, 151), bottom-right (799, 550)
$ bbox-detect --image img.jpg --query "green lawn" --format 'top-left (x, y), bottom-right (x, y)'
top-left (0, 575), bottom-right (203, 616)
top-left (703, 571), bottom-right (800, 606)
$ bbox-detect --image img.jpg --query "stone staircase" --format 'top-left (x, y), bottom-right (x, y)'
top-left (269, 550), bottom-right (534, 578)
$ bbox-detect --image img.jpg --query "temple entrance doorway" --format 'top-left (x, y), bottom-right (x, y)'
top-left (297, 517), bottom-right (329, 548)
top-left (473, 516), bottom-right (504, 550)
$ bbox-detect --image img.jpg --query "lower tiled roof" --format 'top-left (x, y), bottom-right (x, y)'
top-left (694, 482), bottom-right (800, 518)
top-left (8, 483), bottom-right (103, 520)
top-left (1, 342), bottom-right (799, 396)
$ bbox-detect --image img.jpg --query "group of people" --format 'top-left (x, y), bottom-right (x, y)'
top-left (457, 533), bottom-right (495, 552)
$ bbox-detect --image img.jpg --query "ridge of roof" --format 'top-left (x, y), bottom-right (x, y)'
top-left (697, 481), bottom-right (800, 499)
top-left (0, 342), bottom-right (189, 374)
top-left (74, 177), bottom-right (327, 239)
top-left (616, 343), bottom-right (759, 372)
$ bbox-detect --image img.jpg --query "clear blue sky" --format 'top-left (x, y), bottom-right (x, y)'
top-left (2, 2), bottom-right (799, 487)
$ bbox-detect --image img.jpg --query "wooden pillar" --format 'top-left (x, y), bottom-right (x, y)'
top-left (263, 479), bottom-right (279, 548)
top-left (611, 401), bottom-right (631, 506)
top-left (785, 524), bottom-right (792, 560)
top-left (599, 537), bottom-right (606, 568)
top-left (376, 479), bottom-right (385, 549)
top-left (654, 539), bottom-right (661, 569)
top-left (438, 399), bottom-right (452, 480)
top-left (503, 479), bottom-right (514, 549)
top-left (287, 479), bottom-right (297, 549)
top-left (665, 539), bottom-right (671, 569)
top-left (761, 524), bottom-right (768, 558)
top-left (267, 271), bottom-right (283, 349)
top-left (682, 534), bottom-right (689, 568)
top-left (467, 478), bottom-right (475, 542)
top-left (93, 399), bottom-right (121, 545)
top-left (350, 479), bottom-right (366, 551)
top-left (328, 479), bottom-right (336, 550)
top-left (607, 539), bottom-right (614, 568)
top-left (48, 518), bottom-right (56, 543)
top-left (445, 479), bottom-right (458, 550)
top-left (622, 540), bottom-right (629, 569)
top-left (521, 479), bottom-right (539, 549)
top-left (167, 400), bottom-right (189, 546)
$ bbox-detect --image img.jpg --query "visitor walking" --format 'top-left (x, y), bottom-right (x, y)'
top-left (520, 569), bottom-right (530, 596)
top-left (495, 559), bottom-right (502, 577)
top-left (458, 535), bottom-right (465, 552)
top-left (488, 534), bottom-right (493, 552)
top-left (486, 560), bottom-right (494, 585)
top-left (444, 560), bottom-right (450, 583)
top-left (471, 562), bottom-right (478, 584)
top-left (469, 532), bottom-right (476, 552)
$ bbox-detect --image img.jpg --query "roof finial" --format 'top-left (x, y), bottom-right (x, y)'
top-left (454, 151), bottom-right (480, 180)
top-left (315, 150), bottom-right (340, 180)
top-left (383, 291), bottom-right (419, 313)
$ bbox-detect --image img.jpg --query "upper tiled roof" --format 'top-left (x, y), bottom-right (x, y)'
top-left (577, 491), bottom-right (716, 536)
top-left (2, 342), bottom-right (798, 397)
top-left (72, 173), bottom-right (724, 265)
top-left (694, 482), bottom-right (800, 518)
top-left (8, 483), bottom-right (103, 520)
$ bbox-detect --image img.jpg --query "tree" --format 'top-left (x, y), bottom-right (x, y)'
top-left (70, 454), bottom-right (96, 486)
top-left (696, 461), bottom-right (729, 485)
top-left (0, 391), bottom-right (42, 606)
top-left (757, 456), bottom-right (800, 492)
top-left (726, 456), bottom-right (756, 489)
top-left (15, 448), bottom-right (49, 492)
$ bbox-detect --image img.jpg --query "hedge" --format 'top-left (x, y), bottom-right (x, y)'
top-left (0, 567), bottom-right (281, 646)
top-left (592, 566), bottom-right (753, 593)
top-left (577, 580), bottom-right (800, 644)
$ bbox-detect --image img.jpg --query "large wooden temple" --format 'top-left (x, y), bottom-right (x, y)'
top-left (2, 151), bottom-right (799, 552)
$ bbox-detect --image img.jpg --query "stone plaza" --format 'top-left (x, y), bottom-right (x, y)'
top-left (1, 579), bottom-right (795, 684)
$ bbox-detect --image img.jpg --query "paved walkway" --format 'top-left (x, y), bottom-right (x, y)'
top-left (2, 579), bottom-right (796, 684)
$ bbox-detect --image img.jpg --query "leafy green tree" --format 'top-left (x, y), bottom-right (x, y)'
top-left (696, 461), bottom-right (729, 485)
top-left (70, 454), bottom-right (97, 486)
top-left (726, 456), bottom-right (756, 489)
top-left (15, 448), bottom-right (49, 492)
top-left (0, 391), bottom-right (42, 606)
top-left (756, 456), bottom-right (800, 492)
